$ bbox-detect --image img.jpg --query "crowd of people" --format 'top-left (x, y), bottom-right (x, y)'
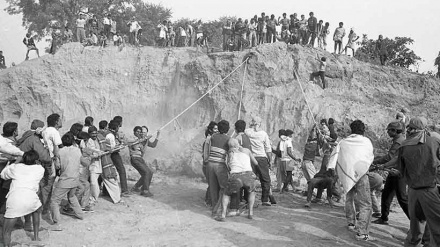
top-left (0, 114), bottom-right (159, 246)
top-left (201, 110), bottom-right (440, 245)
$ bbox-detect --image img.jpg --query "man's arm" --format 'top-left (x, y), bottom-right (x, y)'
top-left (244, 148), bottom-right (258, 167)
top-left (23, 38), bottom-right (27, 46)
top-left (374, 141), bottom-right (400, 165)
top-left (147, 131), bottom-right (160, 148)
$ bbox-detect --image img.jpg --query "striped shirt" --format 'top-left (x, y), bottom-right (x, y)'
top-left (208, 133), bottom-right (229, 163)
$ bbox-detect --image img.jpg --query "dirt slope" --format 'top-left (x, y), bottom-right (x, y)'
top-left (0, 42), bottom-right (438, 177)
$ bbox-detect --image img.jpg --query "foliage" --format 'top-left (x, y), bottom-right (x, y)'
top-left (355, 35), bottom-right (422, 69)
top-left (5, 0), bottom-right (172, 46)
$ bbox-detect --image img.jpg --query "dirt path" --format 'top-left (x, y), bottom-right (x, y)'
top-left (6, 173), bottom-right (408, 247)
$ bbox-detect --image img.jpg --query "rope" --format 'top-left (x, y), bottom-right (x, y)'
top-left (230, 61), bottom-right (248, 137)
top-left (293, 69), bottom-right (325, 138)
top-left (293, 69), bottom-right (319, 126)
top-left (237, 62), bottom-right (248, 120)
top-left (159, 57), bottom-right (249, 131)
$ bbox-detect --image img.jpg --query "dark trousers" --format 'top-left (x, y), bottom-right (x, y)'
top-left (307, 177), bottom-right (333, 202)
top-left (308, 31), bottom-right (317, 47)
top-left (254, 157), bottom-right (271, 202)
top-left (310, 71), bottom-right (326, 88)
top-left (202, 164), bottom-right (211, 205)
top-left (380, 175), bottom-right (409, 221)
top-left (130, 156), bottom-right (153, 192)
top-left (111, 152), bottom-right (128, 193)
top-left (379, 55), bottom-right (387, 65)
top-left (405, 187), bottom-right (440, 247)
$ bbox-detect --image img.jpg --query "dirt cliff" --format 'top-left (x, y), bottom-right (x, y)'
top-left (1, 42), bottom-right (438, 177)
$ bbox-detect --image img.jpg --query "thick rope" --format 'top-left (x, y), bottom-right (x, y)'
top-left (237, 62), bottom-right (248, 121)
top-left (230, 61), bottom-right (248, 137)
top-left (159, 58), bottom-right (249, 131)
top-left (293, 69), bottom-right (319, 126)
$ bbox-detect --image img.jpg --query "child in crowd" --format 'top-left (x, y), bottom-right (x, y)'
top-left (1, 150), bottom-right (44, 246)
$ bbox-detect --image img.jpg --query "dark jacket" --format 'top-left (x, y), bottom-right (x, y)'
top-left (397, 135), bottom-right (440, 189)
top-left (374, 134), bottom-right (404, 170)
top-left (16, 130), bottom-right (51, 163)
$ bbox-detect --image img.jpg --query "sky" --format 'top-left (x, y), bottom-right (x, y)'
top-left (1, 0), bottom-right (439, 72)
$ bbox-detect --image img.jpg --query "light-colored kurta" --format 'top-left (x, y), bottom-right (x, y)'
top-left (1, 163), bottom-right (44, 218)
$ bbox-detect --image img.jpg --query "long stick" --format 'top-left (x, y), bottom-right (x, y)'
top-left (159, 58), bottom-right (249, 131)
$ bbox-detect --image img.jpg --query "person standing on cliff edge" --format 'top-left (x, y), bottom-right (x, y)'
top-left (376, 35), bottom-right (388, 66)
top-left (23, 33), bottom-right (40, 60)
top-left (0, 51), bottom-right (6, 69)
top-left (434, 51), bottom-right (440, 78)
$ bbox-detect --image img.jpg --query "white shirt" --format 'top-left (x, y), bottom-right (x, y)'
top-left (229, 151), bottom-right (253, 173)
top-left (1, 163), bottom-right (44, 195)
top-left (0, 136), bottom-right (24, 162)
top-left (42, 127), bottom-right (62, 158)
top-left (244, 128), bottom-right (271, 158)
top-left (106, 132), bottom-right (116, 149)
top-left (129, 21), bottom-right (140, 32)
top-left (280, 137), bottom-right (293, 161)
top-left (103, 17), bottom-right (110, 25)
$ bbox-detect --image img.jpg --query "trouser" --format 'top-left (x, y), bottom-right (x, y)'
top-left (380, 175), bottom-right (409, 221)
top-left (111, 152), bottom-right (128, 193)
top-left (308, 31), bottom-right (317, 46)
top-left (346, 174), bottom-right (372, 235)
top-left (283, 171), bottom-right (293, 189)
top-left (334, 40), bottom-right (342, 53)
top-left (39, 173), bottom-right (55, 213)
top-left (266, 28), bottom-right (275, 43)
top-left (206, 162), bottom-right (229, 214)
top-left (318, 36), bottom-right (324, 49)
top-left (405, 187), bottom-right (440, 247)
top-left (202, 164), bottom-right (211, 205)
top-left (178, 36), bottom-right (187, 47)
top-left (76, 176), bottom-right (90, 208)
top-left (50, 186), bottom-right (83, 223)
top-left (274, 159), bottom-right (284, 190)
top-left (104, 24), bottom-right (111, 39)
top-left (76, 27), bottom-right (86, 43)
top-left (130, 156), bottom-right (153, 192)
top-left (307, 177), bottom-right (333, 202)
top-left (259, 33), bottom-right (266, 44)
top-left (310, 71), bottom-right (326, 88)
top-left (254, 157), bottom-right (271, 202)
top-left (380, 55), bottom-right (387, 65)
top-left (89, 172), bottom-right (101, 202)
top-left (301, 160), bottom-right (316, 183)
top-left (223, 34), bottom-right (231, 51)
top-left (249, 31), bottom-right (257, 47)
top-left (300, 29), bottom-right (308, 45)
top-left (234, 34), bottom-right (242, 51)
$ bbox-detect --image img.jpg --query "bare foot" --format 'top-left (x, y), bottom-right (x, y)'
top-left (32, 236), bottom-right (42, 241)
top-left (247, 215), bottom-right (253, 220)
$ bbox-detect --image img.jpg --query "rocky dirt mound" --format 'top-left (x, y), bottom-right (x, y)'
top-left (1, 42), bottom-right (438, 177)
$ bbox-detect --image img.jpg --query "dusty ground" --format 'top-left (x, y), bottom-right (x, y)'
top-left (2, 172), bottom-right (409, 247)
